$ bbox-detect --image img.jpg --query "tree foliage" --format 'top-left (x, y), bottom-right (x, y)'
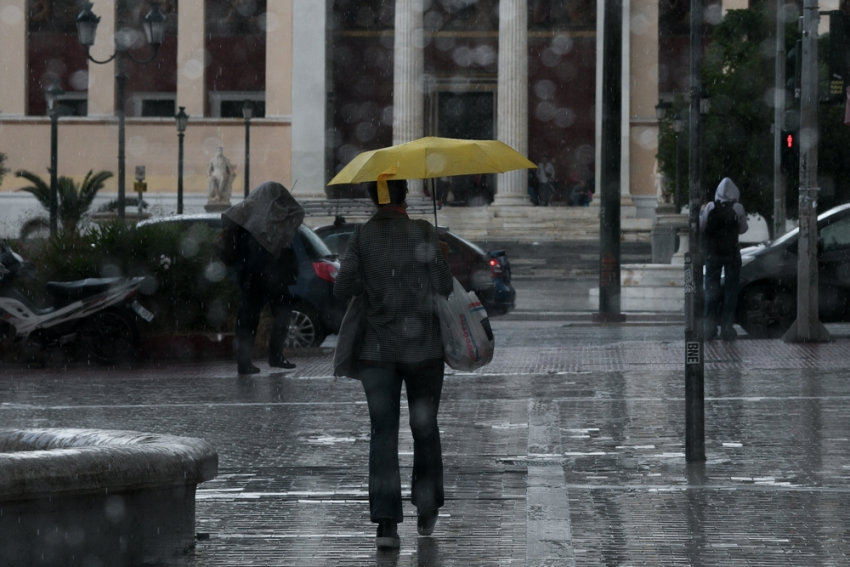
top-left (14, 169), bottom-right (113, 234)
top-left (657, 5), bottom-right (850, 238)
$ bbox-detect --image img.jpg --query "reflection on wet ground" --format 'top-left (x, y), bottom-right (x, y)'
top-left (1, 324), bottom-right (849, 565)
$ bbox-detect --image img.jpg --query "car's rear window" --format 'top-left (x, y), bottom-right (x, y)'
top-left (300, 226), bottom-right (334, 259)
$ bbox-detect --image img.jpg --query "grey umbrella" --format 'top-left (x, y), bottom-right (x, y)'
top-left (222, 181), bottom-right (305, 258)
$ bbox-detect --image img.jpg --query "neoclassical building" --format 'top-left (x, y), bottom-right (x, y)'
top-left (0, 0), bottom-right (748, 231)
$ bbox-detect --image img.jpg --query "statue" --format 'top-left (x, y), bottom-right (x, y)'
top-left (207, 147), bottom-right (236, 205)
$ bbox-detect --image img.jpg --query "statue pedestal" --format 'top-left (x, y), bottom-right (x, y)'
top-left (204, 203), bottom-right (230, 213)
top-left (650, 210), bottom-right (688, 263)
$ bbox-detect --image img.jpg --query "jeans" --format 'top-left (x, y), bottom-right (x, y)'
top-left (704, 253), bottom-right (742, 337)
top-left (359, 358), bottom-right (445, 523)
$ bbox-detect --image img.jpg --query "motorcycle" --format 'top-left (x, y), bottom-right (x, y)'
top-left (0, 240), bottom-right (154, 365)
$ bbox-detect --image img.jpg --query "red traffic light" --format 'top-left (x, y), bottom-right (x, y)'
top-left (786, 133), bottom-right (794, 148)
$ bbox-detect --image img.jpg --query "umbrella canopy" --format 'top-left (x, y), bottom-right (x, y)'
top-left (223, 181), bottom-right (305, 258)
top-left (328, 137), bottom-right (537, 185)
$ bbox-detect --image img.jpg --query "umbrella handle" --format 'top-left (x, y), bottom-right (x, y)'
top-left (431, 178), bottom-right (438, 226)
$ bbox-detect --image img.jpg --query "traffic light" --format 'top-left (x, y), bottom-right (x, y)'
top-left (780, 130), bottom-right (799, 174)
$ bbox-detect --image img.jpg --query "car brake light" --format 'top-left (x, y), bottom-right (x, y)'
top-left (490, 258), bottom-right (503, 277)
top-left (313, 261), bottom-right (338, 282)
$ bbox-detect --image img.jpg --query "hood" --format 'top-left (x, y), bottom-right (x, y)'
top-left (715, 177), bottom-right (740, 202)
top-left (223, 181), bottom-right (305, 258)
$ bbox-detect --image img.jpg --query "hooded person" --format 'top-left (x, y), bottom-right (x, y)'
top-left (224, 181), bottom-right (305, 375)
top-left (699, 177), bottom-right (749, 341)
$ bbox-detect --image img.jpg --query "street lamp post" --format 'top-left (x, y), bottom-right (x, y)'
top-left (242, 100), bottom-right (254, 198)
top-left (174, 106), bottom-right (188, 214)
top-left (45, 81), bottom-right (65, 237)
top-left (76, 1), bottom-right (166, 220)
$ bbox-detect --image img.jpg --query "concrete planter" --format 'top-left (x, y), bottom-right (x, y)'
top-left (0, 429), bottom-right (218, 567)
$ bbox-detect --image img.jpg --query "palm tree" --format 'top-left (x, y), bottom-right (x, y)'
top-left (15, 169), bottom-right (113, 234)
top-left (0, 152), bottom-right (8, 185)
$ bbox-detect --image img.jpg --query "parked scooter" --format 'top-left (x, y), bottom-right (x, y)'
top-left (0, 240), bottom-right (153, 365)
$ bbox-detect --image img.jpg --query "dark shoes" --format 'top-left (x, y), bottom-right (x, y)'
top-left (417, 509), bottom-right (439, 536)
top-left (237, 363), bottom-right (260, 375)
top-left (376, 520), bottom-right (400, 549)
top-left (269, 357), bottom-right (296, 370)
top-left (721, 327), bottom-right (737, 342)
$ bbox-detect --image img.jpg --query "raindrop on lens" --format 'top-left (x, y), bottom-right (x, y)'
top-left (204, 261), bottom-right (227, 282)
top-left (101, 264), bottom-right (121, 278)
top-left (180, 236), bottom-right (200, 258)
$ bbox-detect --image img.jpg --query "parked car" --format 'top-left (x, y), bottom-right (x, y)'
top-left (136, 214), bottom-right (346, 347)
top-left (313, 220), bottom-right (516, 316)
top-left (735, 203), bottom-right (850, 338)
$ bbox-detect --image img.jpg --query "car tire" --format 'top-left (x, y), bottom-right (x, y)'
top-left (286, 303), bottom-right (327, 349)
top-left (736, 285), bottom-right (795, 339)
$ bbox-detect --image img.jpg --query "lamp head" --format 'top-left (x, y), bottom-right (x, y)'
top-left (174, 106), bottom-right (189, 133)
top-left (242, 100), bottom-right (254, 120)
top-left (655, 100), bottom-right (672, 121)
top-left (143, 2), bottom-right (167, 47)
top-left (44, 81), bottom-right (65, 112)
top-left (76, 2), bottom-right (100, 47)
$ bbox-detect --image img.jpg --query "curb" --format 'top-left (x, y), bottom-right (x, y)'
top-left (502, 311), bottom-right (686, 324)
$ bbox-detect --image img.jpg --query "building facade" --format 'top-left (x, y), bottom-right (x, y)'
top-left (0, 0), bottom-right (720, 233)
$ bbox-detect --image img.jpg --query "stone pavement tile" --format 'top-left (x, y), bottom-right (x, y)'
top-left (2, 338), bottom-right (850, 565)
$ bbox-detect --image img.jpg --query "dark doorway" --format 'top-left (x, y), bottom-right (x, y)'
top-left (435, 91), bottom-right (495, 206)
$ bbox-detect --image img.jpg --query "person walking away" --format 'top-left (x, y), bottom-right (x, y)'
top-left (334, 178), bottom-right (453, 550)
top-left (225, 181), bottom-right (304, 375)
top-left (536, 157), bottom-right (556, 206)
top-left (700, 177), bottom-right (749, 341)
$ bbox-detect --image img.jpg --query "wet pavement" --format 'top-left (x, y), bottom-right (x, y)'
top-left (2, 319), bottom-right (850, 566)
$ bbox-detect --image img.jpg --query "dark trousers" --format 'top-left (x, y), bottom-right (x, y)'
top-left (235, 283), bottom-right (293, 367)
top-left (704, 253), bottom-right (742, 336)
top-left (359, 358), bottom-right (445, 523)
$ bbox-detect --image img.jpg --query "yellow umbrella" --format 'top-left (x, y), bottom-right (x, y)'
top-left (328, 136), bottom-right (537, 186)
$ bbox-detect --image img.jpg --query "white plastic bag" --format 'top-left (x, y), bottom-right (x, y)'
top-left (435, 278), bottom-right (495, 371)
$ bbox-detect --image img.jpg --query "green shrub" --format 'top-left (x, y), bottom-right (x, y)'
top-left (20, 220), bottom-right (238, 334)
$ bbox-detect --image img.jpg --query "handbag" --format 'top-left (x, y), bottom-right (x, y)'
top-left (333, 294), bottom-right (367, 379)
top-left (435, 277), bottom-right (495, 371)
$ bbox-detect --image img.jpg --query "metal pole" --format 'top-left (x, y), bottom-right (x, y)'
top-left (49, 108), bottom-right (59, 236)
top-left (685, 0), bottom-right (706, 463)
top-left (116, 51), bottom-right (127, 219)
top-left (177, 131), bottom-right (184, 215)
top-left (784, 0), bottom-right (830, 342)
top-left (594, 0), bottom-right (625, 324)
top-left (244, 118), bottom-right (251, 198)
top-left (773, 0), bottom-right (787, 239)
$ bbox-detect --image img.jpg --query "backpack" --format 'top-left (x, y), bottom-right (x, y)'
top-left (705, 200), bottom-right (739, 257)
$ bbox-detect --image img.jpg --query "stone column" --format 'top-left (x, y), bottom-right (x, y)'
top-left (86, 0), bottom-right (116, 117)
top-left (176, 0), bottom-right (205, 116)
top-left (0, 0), bottom-right (26, 116)
top-left (494, 0), bottom-right (529, 207)
top-left (393, 0), bottom-right (424, 196)
top-left (291, 0), bottom-right (327, 198)
top-left (628, 0), bottom-right (660, 219)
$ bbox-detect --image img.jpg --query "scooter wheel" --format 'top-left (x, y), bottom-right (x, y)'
top-left (77, 307), bottom-right (140, 365)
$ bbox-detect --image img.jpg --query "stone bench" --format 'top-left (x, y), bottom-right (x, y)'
top-left (0, 428), bottom-right (218, 567)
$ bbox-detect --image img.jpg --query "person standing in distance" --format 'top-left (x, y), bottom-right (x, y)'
top-left (700, 177), bottom-right (749, 341)
top-left (333, 178), bottom-right (453, 550)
